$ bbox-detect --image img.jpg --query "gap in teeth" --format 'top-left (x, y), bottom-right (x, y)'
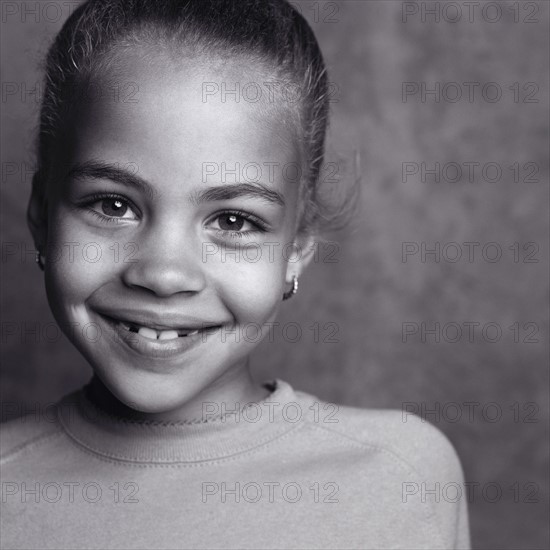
top-left (121, 322), bottom-right (198, 339)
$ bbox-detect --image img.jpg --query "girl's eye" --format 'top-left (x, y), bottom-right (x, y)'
top-left (87, 196), bottom-right (138, 220)
top-left (101, 198), bottom-right (128, 217)
top-left (217, 213), bottom-right (246, 231)
top-left (208, 211), bottom-right (266, 236)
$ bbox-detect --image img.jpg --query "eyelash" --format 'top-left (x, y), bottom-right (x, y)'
top-left (78, 193), bottom-right (139, 224)
top-left (207, 210), bottom-right (269, 239)
top-left (77, 194), bottom-right (269, 236)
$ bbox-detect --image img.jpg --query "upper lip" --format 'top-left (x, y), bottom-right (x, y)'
top-left (94, 308), bottom-right (224, 331)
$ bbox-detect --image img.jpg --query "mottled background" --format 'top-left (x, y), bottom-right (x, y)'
top-left (1, 1), bottom-right (548, 549)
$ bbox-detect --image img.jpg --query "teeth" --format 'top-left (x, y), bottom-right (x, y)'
top-left (137, 327), bottom-right (158, 339)
top-left (158, 330), bottom-right (179, 340)
top-left (121, 322), bottom-right (202, 340)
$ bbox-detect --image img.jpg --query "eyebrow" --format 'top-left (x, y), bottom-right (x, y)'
top-left (191, 183), bottom-right (286, 207)
top-left (65, 160), bottom-right (156, 199)
top-left (65, 160), bottom-right (285, 207)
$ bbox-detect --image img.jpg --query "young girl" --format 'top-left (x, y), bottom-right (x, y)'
top-left (1, 0), bottom-right (469, 548)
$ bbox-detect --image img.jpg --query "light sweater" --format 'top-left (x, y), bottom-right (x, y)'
top-left (1, 379), bottom-right (470, 549)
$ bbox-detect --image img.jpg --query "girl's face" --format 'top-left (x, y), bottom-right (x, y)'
top-left (31, 52), bottom-right (313, 417)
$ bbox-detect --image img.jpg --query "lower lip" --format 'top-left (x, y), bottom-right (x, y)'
top-left (99, 315), bottom-right (220, 360)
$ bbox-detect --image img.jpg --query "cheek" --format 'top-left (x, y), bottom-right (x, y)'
top-left (44, 209), bottom-right (114, 316)
top-left (213, 252), bottom-right (286, 322)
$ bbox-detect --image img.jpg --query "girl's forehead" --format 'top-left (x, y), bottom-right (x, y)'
top-left (78, 50), bottom-right (299, 158)
top-left (64, 52), bottom-right (302, 196)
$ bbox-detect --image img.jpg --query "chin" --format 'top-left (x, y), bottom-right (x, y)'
top-left (102, 367), bottom-right (207, 416)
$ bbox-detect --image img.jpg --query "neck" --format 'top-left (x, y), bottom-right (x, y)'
top-left (56, 378), bottom-right (297, 464)
top-left (86, 362), bottom-right (270, 423)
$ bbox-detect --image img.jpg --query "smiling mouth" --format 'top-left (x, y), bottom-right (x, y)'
top-left (103, 316), bottom-right (222, 342)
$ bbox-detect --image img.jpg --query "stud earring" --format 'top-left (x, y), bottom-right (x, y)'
top-left (282, 276), bottom-right (298, 301)
top-left (35, 250), bottom-right (44, 271)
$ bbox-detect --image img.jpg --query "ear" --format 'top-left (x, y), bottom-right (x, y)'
top-left (284, 232), bottom-right (317, 284)
top-left (27, 173), bottom-right (48, 252)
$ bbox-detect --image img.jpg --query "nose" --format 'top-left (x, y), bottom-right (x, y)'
top-left (121, 224), bottom-right (207, 298)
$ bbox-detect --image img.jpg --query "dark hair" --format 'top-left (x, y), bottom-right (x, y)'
top-left (33, 0), bottom-right (335, 234)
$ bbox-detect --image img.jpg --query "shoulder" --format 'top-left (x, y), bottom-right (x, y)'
top-left (0, 407), bottom-right (64, 466)
top-left (296, 392), bottom-right (470, 549)
top-left (339, 405), bottom-right (463, 480)
top-left (292, 389), bottom-right (470, 549)
top-left (296, 389), bottom-right (464, 479)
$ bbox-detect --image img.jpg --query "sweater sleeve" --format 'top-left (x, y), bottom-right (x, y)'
top-left (369, 410), bottom-right (471, 549)
top-left (305, 402), bottom-right (472, 549)
top-left (410, 416), bottom-right (471, 550)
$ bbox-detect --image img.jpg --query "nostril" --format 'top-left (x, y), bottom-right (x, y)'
top-left (121, 258), bottom-right (207, 297)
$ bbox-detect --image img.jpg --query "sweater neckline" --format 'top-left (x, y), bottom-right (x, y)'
top-left (56, 379), bottom-right (301, 464)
